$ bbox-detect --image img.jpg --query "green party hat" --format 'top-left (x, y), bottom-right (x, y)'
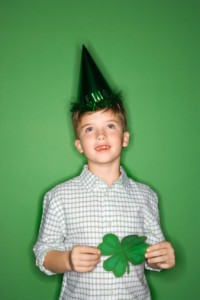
top-left (71, 45), bottom-right (122, 112)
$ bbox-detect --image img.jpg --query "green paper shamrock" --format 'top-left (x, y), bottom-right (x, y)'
top-left (98, 233), bottom-right (149, 277)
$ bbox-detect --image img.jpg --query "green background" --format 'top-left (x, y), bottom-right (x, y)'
top-left (0, 0), bottom-right (199, 299)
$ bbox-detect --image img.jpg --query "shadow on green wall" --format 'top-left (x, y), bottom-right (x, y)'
top-left (123, 158), bottom-right (187, 299)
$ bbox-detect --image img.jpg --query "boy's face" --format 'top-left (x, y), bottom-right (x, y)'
top-left (74, 109), bottom-right (129, 168)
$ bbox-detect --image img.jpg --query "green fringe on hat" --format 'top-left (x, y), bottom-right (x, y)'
top-left (71, 90), bottom-right (123, 112)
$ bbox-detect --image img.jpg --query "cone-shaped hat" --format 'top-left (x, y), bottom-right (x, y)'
top-left (71, 45), bottom-right (122, 112)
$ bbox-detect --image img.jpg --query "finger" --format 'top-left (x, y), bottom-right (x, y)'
top-left (70, 250), bottom-right (100, 267)
top-left (145, 248), bottom-right (167, 259)
top-left (71, 246), bottom-right (100, 262)
top-left (78, 246), bottom-right (100, 255)
top-left (74, 258), bottom-right (100, 268)
top-left (69, 253), bottom-right (101, 271)
top-left (147, 241), bottom-right (171, 252)
top-left (78, 253), bottom-right (101, 263)
top-left (147, 254), bottom-right (170, 265)
top-left (157, 260), bottom-right (175, 269)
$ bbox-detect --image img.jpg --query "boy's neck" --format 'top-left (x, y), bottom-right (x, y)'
top-left (88, 162), bottom-right (121, 187)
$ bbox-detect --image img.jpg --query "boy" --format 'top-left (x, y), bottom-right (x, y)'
top-left (34, 45), bottom-right (175, 299)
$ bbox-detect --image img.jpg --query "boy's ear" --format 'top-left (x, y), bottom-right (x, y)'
top-left (123, 132), bottom-right (130, 147)
top-left (74, 139), bottom-right (84, 153)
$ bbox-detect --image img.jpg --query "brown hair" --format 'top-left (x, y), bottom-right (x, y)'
top-left (72, 102), bottom-right (128, 138)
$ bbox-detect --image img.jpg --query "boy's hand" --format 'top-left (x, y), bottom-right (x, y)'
top-left (68, 246), bottom-right (101, 272)
top-left (145, 241), bottom-right (175, 269)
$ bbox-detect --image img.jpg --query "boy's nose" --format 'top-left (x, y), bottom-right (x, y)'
top-left (96, 130), bottom-right (106, 140)
top-left (97, 134), bottom-right (106, 140)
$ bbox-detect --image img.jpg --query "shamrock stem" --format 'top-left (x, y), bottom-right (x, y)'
top-left (127, 262), bottom-right (130, 274)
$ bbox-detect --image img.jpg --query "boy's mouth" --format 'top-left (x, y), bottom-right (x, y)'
top-left (95, 145), bottom-right (110, 151)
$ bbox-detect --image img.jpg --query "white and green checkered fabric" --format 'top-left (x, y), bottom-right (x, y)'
top-left (34, 165), bottom-right (164, 299)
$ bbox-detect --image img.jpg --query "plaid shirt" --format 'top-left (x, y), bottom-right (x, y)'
top-left (34, 165), bottom-right (164, 299)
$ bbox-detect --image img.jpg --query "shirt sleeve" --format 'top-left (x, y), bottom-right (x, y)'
top-left (144, 187), bottom-right (165, 271)
top-left (33, 190), bottom-right (67, 275)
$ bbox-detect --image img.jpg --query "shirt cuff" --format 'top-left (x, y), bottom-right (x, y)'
top-left (145, 261), bottom-right (161, 272)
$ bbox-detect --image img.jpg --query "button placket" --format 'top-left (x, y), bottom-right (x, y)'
top-left (102, 187), bottom-right (114, 233)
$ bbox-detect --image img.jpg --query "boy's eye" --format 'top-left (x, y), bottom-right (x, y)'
top-left (107, 123), bottom-right (116, 129)
top-left (85, 127), bottom-right (93, 133)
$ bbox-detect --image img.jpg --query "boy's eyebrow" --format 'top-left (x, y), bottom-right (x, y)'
top-left (80, 123), bottom-right (93, 130)
top-left (106, 119), bottom-right (120, 123)
top-left (80, 119), bottom-right (119, 130)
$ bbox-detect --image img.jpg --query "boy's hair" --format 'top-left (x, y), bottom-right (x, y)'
top-left (72, 102), bottom-right (128, 138)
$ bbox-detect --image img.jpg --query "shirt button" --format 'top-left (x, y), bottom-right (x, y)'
top-left (107, 222), bottom-right (112, 227)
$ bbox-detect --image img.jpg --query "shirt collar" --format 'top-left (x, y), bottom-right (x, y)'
top-left (79, 165), bottom-right (131, 192)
